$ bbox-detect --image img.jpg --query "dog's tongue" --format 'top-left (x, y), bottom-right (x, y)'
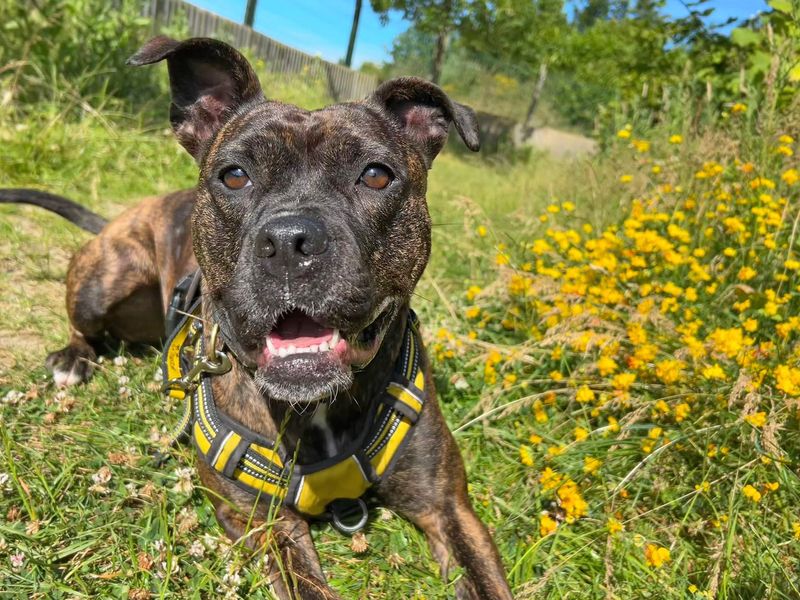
top-left (268, 310), bottom-right (334, 351)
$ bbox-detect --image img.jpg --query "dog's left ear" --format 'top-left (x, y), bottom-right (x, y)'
top-left (127, 36), bottom-right (263, 160)
top-left (372, 77), bottom-right (480, 167)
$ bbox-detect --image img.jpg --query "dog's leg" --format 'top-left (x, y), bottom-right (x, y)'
top-left (47, 236), bottom-right (160, 386)
top-left (408, 500), bottom-right (514, 600)
top-left (215, 503), bottom-right (342, 600)
top-left (379, 399), bottom-right (514, 599)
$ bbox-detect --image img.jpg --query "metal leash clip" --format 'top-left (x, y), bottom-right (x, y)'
top-left (162, 323), bottom-right (232, 396)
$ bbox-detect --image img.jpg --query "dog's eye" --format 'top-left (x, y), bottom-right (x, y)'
top-left (359, 165), bottom-right (393, 190)
top-left (221, 167), bottom-right (251, 190)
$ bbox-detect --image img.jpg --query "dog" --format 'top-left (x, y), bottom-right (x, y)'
top-left (0, 36), bottom-right (513, 599)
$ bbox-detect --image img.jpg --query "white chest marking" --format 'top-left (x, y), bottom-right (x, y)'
top-left (310, 404), bottom-right (338, 457)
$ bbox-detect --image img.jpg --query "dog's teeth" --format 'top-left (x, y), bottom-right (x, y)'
top-left (331, 330), bottom-right (340, 346)
top-left (287, 344), bottom-right (296, 355)
top-left (308, 344), bottom-right (318, 353)
top-left (278, 347), bottom-right (288, 358)
top-left (266, 337), bottom-right (277, 355)
top-left (319, 341), bottom-right (329, 352)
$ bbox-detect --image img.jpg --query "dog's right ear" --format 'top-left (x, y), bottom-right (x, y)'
top-left (127, 36), bottom-right (263, 160)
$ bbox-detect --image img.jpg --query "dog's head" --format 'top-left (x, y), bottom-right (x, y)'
top-left (129, 37), bottom-right (479, 404)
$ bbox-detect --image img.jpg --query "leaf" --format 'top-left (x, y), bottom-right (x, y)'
top-left (768, 0), bottom-right (792, 13)
top-left (731, 27), bottom-right (761, 47)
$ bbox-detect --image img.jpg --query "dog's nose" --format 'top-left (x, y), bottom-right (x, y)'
top-left (255, 215), bottom-right (329, 271)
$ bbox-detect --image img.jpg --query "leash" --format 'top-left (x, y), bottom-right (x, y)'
top-left (158, 271), bottom-right (426, 534)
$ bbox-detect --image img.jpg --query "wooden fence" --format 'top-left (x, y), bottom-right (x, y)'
top-left (142, 0), bottom-right (378, 102)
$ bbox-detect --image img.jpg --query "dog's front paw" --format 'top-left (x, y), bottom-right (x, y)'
top-left (46, 343), bottom-right (96, 386)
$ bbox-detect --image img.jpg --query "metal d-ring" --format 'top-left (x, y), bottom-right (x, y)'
top-left (329, 498), bottom-right (369, 535)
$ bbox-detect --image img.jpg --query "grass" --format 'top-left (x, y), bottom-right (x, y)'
top-left (3, 87), bottom-right (800, 600)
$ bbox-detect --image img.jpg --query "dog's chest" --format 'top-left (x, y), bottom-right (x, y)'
top-left (309, 405), bottom-right (338, 456)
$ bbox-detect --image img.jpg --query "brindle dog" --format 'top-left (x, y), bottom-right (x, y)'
top-left (0, 36), bottom-right (513, 599)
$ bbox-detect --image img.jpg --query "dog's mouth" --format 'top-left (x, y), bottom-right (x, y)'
top-left (265, 311), bottom-right (345, 359)
top-left (252, 299), bottom-right (396, 403)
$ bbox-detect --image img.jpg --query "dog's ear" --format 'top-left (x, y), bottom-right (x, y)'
top-left (127, 36), bottom-right (263, 159)
top-left (372, 77), bottom-right (480, 167)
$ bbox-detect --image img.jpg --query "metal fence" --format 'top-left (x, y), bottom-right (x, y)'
top-left (142, 0), bottom-right (378, 102)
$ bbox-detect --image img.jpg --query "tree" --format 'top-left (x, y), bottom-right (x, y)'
top-left (370, 0), bottom-right (466, 83)
top-left (345, 0), bottom-right (363, 67)
top-left (460, 0), bottom-right (568, 131)
top-left (244, 0), bottom-right (257, 27)
top-left (573, 0), bottom-right (630, 30)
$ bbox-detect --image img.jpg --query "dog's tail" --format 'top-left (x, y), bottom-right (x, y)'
top-left (0, 188), bottom-right (108, 234)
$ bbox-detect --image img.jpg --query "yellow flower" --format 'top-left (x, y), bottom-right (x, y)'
top-left (707, 327), bottom-right (749, 358)
top-left (744, 411), bottom-right (767, 427)
top-left (792, 522), bottom-right (800, 540)
top-left (597, 356), bottom-right (618, 376)
top-left (764, 481), bottom-right (779, 492)
top-left (612, 372), bottom-right (636, 391)
top-left (495, 252), bottom-right (510, 266)
top-left (737, 267), bottom-right (757, 281)
top-left (539, 467), bottom-right (562, 491)
top-left (742, 484), bottom-right (762, 503)
top-left (779, 134), bottom-right (795, 144)
top-left (669, 134), bottom-right (683, 144)
top-left (607, 416), bottom-right (620, 433)
top-left (529, 434), bottom-right (542, 445)
top-left (476, 225), bottom-right (488, 237)
top-left (702, 364), bottom-right (727, 380)
top-left (775, 364), bottom-right (800, 396)
top-left (674, 402), bottom-right (691, 422)
top-left (782, 168), bottom-right (799, 185)
top-left (547, 444), bottom-right (566, 457)
top-left (750, 176), bottom-right (775, 190)
top-left (556, 480), bottom-right (588, 521)
top-left (655, 359), bottom-right (683, 385)
top-left (539, 513), bottom-right (558, 536)
top-left (619, 174), bottom-right (633, 184)
top-left (575, 385), bottom-right (595, 403)
top-left (465, 285), bottom-right (482, 301)
top-left (731, 102), bottom-right (747, 114)
top-left (533, 399), bottom-right (549, 424)
top-left (644, 544), bottom-right (671, 568)
top-left (465, 306), bottom-right (480, 319)
top-left (617, 129), bottom-right (632, 139)
top-left (573, 426), bottom-right (589, 442)
top-left (695, 481), bottom-right (711, 493)
top-left (607, 517), bottom-right (623, 535)
top-left (519, 445), bottom-right (534, 467)
top-left (583, 456), bottom-right (602, 474)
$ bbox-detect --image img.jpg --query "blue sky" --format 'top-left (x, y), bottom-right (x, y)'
top-left (187, 1), bottom-right (770, 68)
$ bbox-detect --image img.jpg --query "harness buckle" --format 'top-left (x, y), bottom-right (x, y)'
top-left (161, 323), bottom-right (232, 395)
top-left (329, 498), bottom-right (369, 535)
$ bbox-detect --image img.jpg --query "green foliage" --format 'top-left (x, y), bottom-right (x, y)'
top-left (370, 0), bottom-right (466, 34)
top-left (0, 0), bottom-right (182, 115)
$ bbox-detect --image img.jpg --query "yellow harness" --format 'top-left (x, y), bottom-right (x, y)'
top-left (162, 295), bottom-right (426, 522)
